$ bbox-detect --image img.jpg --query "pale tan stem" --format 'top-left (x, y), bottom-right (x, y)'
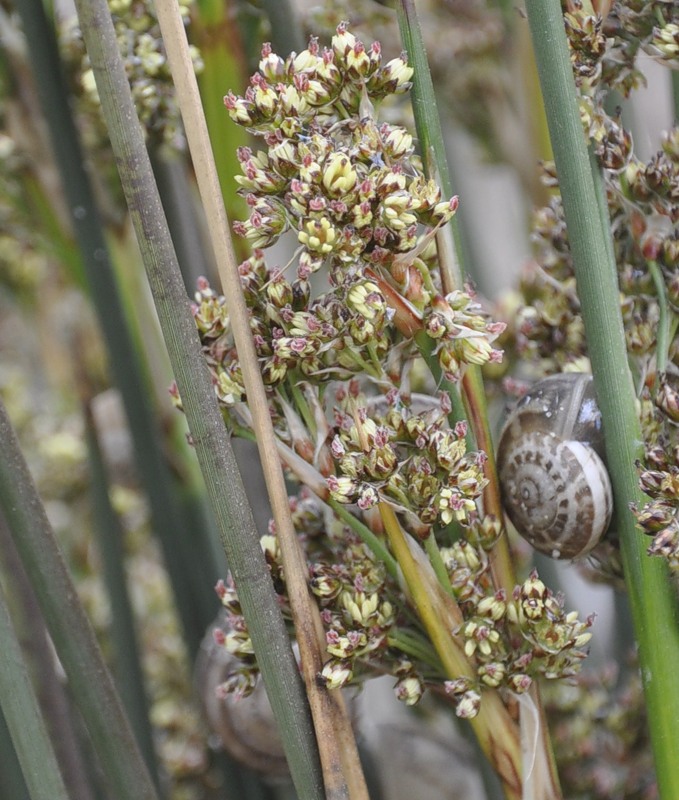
top-left (154, 5), bottom-right (366, 797)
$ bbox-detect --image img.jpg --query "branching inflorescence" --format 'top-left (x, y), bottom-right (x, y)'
top-left (186, 24), bottom-right (594, 721)
top-left (500, 1), bottom-right (679, 577)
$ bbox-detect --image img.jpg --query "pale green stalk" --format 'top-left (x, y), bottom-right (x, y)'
top-left (525, 2), bottom-right (679, 796)
top-left (0, 398), bottom-right (159, 800)
top-left (398, 3), bottom-right (517, 595)
top-left (70, 0), bottom-right (324, 795)
top-left (0, 574), bottom-right (69, 800)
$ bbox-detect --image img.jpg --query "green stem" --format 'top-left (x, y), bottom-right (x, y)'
top-left (0, 516), bottom-right (96, 800)
top-left (286, 377), bottom-right (317, 437)
top-left (391, 10), bottom-right (519, 594)
top-left (525, 3), bottom-right (679, 797)
top-left (423, 531), bottom-right (454, 595)
top-left (258, 0), bottom-right (305, 54)
top-left (396, 0), bottom-right (463, 288)
top-left (72, 0), bottom-right (324, 795)
top-left (0, 399), bottom-right (159, 800)
top-left (387, 629), bottom-right (443, 670)
top-left (649, 260), bottom-right (669, 375)
top-left (84, 406), bottom-right (159, 787)
top-left (13, 0), bottom-right (217, 660)
top-left (0, 574), bottom-right (70, 800)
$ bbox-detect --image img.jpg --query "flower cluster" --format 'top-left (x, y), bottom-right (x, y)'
top-left (225, 26), bottom-right (455, 273)
top-left (199, 22), bottom-right (590, 729)
top-left (210, 491), bottom-right (593, 716)
top-left (189, 26), bottom-right (505, 508)
top-left (213, 491), bottom-right (399, 698)
top-left (59, 0), bottom-right (203, 150)
top-left (327, 391), bottom-right (487, 533)
top-left (444, 560), bottom-right (593, 718)
top-left (563, 1), bottom-right (679, 95)
top-left (223, 25), bottom-right (503, 380)
top-left (500, 4), bottom-right (678, 384)
top-left (192, 261), bottom-right (393, 404)
top-left (507, 124), bottom-right (678, 374)
top-left (632, 380), bottom-right (679, 574)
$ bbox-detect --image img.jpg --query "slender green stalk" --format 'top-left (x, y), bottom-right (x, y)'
top-left (423, 532), bottom-right (454, 594)
top-left (0, 514), bottom-right (96, 800)
top-left (398, 4), bottom-right (518, 598)
top-left (70, 0), bottom-right (324, 796)
top-left (649, 261), bottom-right (670, 374)
top-left (396, 0), bottom-right (463, 288)
top-left (396, 7), bottom-right (561, 798)
top-left (0, 575), bottom-right (70, 800)
top-left (84, 405), bottom-right (159, 786)
top-left (0, 398), bottom-right (159, 800)
top-left (524, 3), bottom-right (679, 796)
top-left (155, 5), bottom-right (368, 797)
top-left (0, 708), bottom-right (29, 800)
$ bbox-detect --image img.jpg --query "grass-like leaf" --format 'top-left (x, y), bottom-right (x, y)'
top-left (70, 0), bottom-right (326, 796)
top-left (524, 2), bottom-right (679, 796)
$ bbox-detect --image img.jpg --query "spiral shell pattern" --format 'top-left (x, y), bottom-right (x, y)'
top-left (497, 374), bottom-right (613, 560)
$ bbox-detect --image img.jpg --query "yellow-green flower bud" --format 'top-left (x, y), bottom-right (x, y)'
top-left (320, 659), bottom-right (353, 690)
top-left (322, 152), bottom-right (358, 196)
top-left (394, 675), bottom-right (424, 706)
top-left (298, 217), bottom-right (338, 254)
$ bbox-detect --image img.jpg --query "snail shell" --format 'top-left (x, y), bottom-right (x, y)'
top-left (497, 373), bottom-right (613, 560)
top-left (195, 617), bottom-right (290, 781)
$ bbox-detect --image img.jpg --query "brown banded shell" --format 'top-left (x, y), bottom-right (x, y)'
top-left (497, 373), bottom-right (613, 560)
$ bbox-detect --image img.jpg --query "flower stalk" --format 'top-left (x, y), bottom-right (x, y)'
top-left (525, 1), bottom-right (679, 795)
top-left (396, 0), bottom-right (518, 596)
top-left (71, 0), bottom-right (326, 795)
top-left (153, 2), bottom-right (365, 797)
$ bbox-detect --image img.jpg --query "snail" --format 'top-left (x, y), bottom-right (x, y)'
top-left (497, 373), bottom-right (613, 560)
top-left (195, 615), bottom-right (291, 782)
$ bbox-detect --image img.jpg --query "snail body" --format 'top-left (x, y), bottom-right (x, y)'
top-left (497, 373), bottom-right (613, 560)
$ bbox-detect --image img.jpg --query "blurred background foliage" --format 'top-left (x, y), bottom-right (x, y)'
top-left (0, 0), bottom-right (676, 798)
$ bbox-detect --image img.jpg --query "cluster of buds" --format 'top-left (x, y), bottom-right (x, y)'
top-left (192, 263), bottom-right (394, 413)
top-left (212, 491), bottom-right (400, 697)
top-left (607, 1), bottom-right (679, 79)
top-left (503, 29), bottom-right (678, 375)
top-left (59, 0), bottom-right (203, 150)
top-left (424, 290), bottom-right (505, 381)
top-left (327, 393), bottom-right (487, 533)
top-left (222, 25), bottom-right (502, 380)
top-left (211, 489), bottom-right (592, 713)
top-left (632, 414), bottom-right (679, 574)
top-left (443, 566), bottom-right (593, 718)
top-left (561, 1), bottom-right (679, 96)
